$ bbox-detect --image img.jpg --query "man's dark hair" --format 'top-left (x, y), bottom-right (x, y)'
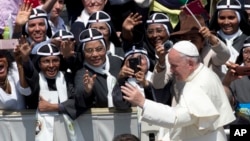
top-left (113, 133), bottom-right (140, 141)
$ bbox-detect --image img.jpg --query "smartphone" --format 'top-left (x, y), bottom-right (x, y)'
top-left (0, 39), bottom-right (19, 50)
top-left (128, 56), bottom-right (141, 73)
top-left (235, 66), bottom-right (250, 76)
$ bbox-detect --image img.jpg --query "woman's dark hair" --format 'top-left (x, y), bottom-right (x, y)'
top-left (0, 50), bottom-right (14, 72)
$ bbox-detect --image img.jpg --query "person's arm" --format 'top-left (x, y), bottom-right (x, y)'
top-left (13, 38), bottom-right (31, 88)
top-left (41, 0), bottom-right (57, 13)
top-left (199, 26), bottom-right (230, 66)
top-left (151, 44), bottom-right (172, 89)
top-left (13, 43), bottom-right (32, 96)
top-left (13, 1), bottom-right (33, 38)
top-left (222, 62), bottom-right (241, 87)
top-left (39, 96), bottom-right (59, 112)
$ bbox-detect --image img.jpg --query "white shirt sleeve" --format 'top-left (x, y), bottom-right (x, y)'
top-left (141, 99), bottom-right (196, 129)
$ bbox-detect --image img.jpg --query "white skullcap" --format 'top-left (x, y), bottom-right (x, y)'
top-left (173, 41), bottom-right (199, 57)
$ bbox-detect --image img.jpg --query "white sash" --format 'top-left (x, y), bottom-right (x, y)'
top-left (35, 72), bottom-right (85, 141)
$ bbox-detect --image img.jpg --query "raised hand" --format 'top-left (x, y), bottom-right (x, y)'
top-left (223, 61), bottom-right (242, 86)
top-left (122, 13), bottom-right (143, 41)
top-left (199, 26), bottom-right (219, 45)
top-left (15, 36), bottom-right (33, 62)
top-left (15, 0), bottom-right (33, 26)
top-left (60, 39), bottom-right (75, 58)
top-left (122, 13), bottom-right (143, 32)
top-left (121, 83), bottom-right (145, 108)
top-left (82, 70), bottom-right (97, 94)
top-left (134, 66), bottom-right (149, 87)
top-left (118, 60), bottom-right (135, 79)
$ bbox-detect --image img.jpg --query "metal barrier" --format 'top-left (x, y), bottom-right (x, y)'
top-left (0, 108), bottom-right (139, 141)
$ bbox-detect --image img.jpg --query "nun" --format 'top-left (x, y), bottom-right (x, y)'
top-left (74, 28), bottom-right (123, 107)
top-left (209, 0), bottom-right (250, 73)
top-left (86, 11), bottom-right (124, 58)
top-left (20, 42), bottom-right (86, 141)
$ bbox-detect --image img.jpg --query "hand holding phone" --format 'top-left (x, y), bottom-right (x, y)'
top-left (128, 56), bottom-right (141, 73)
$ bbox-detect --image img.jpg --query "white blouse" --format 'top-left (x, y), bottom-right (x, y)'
top-left (0, 63), bottom-right (31, 110)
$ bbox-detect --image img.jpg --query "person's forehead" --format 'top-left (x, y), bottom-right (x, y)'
top-left (85, 40), bottom-right (103, 47)
top-left (40, 55), bottom-right (60, 59)
top-left (90, 22), bottom-right (108, 27)
top-left (218, 9), bottom-right (237, 16)
top-left (28, 18), bottom-right (46, 24)
top-left (244, 47), bottom-right (250, 50)
top-left (147, 23), bottom-right (164, 29)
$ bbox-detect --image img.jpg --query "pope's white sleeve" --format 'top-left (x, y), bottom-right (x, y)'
top-left (141, 99), bottom-right (196, 128)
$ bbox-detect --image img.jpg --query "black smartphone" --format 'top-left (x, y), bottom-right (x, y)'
top-left (235, 66), bottom-right (250, 76)
top-left (128, 56), bottom-right (141, 73)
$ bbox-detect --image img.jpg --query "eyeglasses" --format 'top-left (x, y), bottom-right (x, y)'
top-left (40, 58), bottom-right (60, 66)
top-left (146, 28), bottom-right (165, 35)
top-left (84, 46), bottom-right (105, 54)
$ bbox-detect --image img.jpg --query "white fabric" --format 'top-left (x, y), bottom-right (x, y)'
top-left (0, 108), bottom-right (139, 141)
top-left (36, 72), bottom-right (85, 141)
top-left (0, 62), bottom-right (31, 110)
top-left (218, 29), bottom-right (242, 73)
top-left (127, 71), bottom-right (152, 122)
top-left (75, 9), bottom-right (89, 26)
top-left (172, 41), bottom-right (199, 56)
top-left (84, 55), bottom-right (116, 107)
top-left (107, 42), bottom-right (115, 55)
top-left (142, 64), bottom-right (235, 141)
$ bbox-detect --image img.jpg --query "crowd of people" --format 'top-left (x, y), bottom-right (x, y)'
top-left (0, 0), bottom-right (250, 141)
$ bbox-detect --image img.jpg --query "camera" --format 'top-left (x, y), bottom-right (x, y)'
top-left (163, 40), bottom-right (173, 51)
top-left (128, 56), bottom-right (141, 73)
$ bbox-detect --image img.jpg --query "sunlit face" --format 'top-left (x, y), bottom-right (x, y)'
top-left (125, 53), bottom-right (148, 73)
top-left (243, 47), bottom-right (250, 67)
top-left (27, 18), bottom-right (47, 43)
top-left (82, 0), bottom-right (107, 15)
top-left (50, 0), bottom-right (64, 19)
top-left (179, 33), bottom-right (204, 53)
top-left (0, 57), bottom-right (8, 81)
top-left (217, 10), bottom-right (239, 35)
top-left (147, 23), bottom-right (169, 47)
top-left (39, 56), bottom-right (60, 79)
top-left (83, 40), bottom-right (106, 67)
top-left (89, 22), bottom-right (110, 44)
top-left (168, 49), bottom-right (192, 81)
